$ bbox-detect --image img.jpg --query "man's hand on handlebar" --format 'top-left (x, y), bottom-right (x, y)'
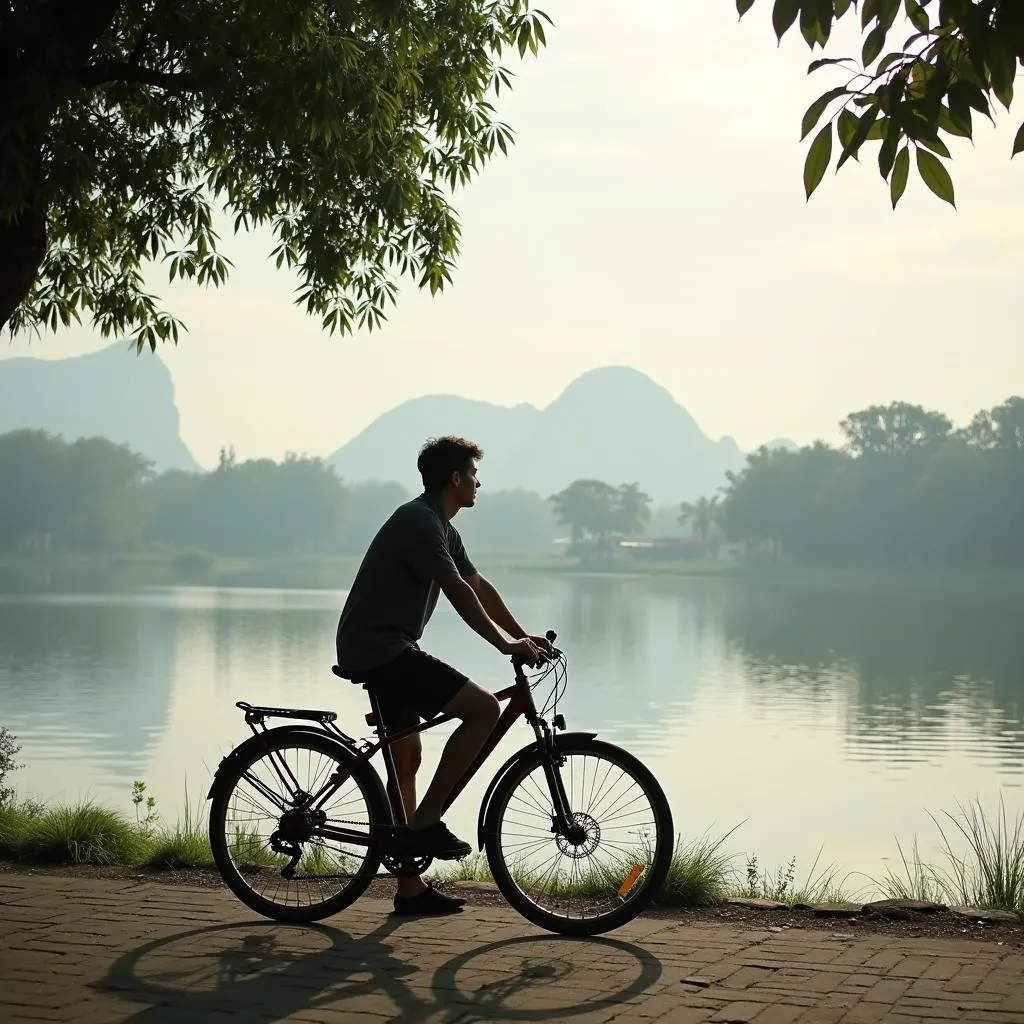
top-left (504, 636), bottom-right (542, 665)
top-left (527, 633), bottom-right (554, 655)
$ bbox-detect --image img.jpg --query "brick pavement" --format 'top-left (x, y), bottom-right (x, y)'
top-left (2, 874), bottom-right (1024, 1023)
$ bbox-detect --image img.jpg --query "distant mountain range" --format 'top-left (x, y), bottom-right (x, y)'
top-left (0, 350), bottom-right (797, 502)
top-left (328, 366), bottom-right (797, 504)
top-left (0, 344), bottom-right (199, 473)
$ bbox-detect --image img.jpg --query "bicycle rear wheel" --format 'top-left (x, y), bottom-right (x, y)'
top-left (483, 737), bottom-right (673, 936)
top-left (208, 730), bottom-right (389, 923)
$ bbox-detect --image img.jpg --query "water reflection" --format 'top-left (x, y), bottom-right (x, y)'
top-left (1, 576), bottom-right (1023, 875)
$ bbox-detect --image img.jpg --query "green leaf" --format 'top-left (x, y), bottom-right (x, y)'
top-left (801, 86), bottom-right (848, 140)
top-left (737, 0), bottom-right (757, 15)
top-left (904, 0), bottom-right (929, 31)
top-left (1013, 121), bottom-right (1024, 158)
top-left (877, 119), bottom-right (900, 179)
top-left (862, 23), bottom-right (887, 65)
top-left (916, 133), bottom-right (951, 159)
top-left (916, 149), bottom-right (955, 207)
top-left (939, 104), bottom-right (972, 140)
top-left (892, 148), bottom-right (909, 205)
top-left (807, 57), bottom-right (855, 73)
top-left (804, 123), bottom-right (833, 199)
top-left (838, 109), bottom-right (858, 149)
top-left (838, 106), bottom-right (880, 168)
top-left (835, 0), bottom-right (853, 15)
top-left (772, 0), bottom-right (800, 41)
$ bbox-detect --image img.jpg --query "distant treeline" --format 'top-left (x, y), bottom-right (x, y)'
top-left (4, 394), bottom-right (1022, 568)
top-left (720, 398), bottom-right (1024, 567)
top-left (0, 432), bottom-right (568, 557)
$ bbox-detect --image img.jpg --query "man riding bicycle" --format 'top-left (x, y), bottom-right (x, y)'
top-left (334, 436), bottom-right (550, 916)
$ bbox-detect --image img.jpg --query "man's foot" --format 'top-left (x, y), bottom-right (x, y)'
top-left (401, 821), bottom-right (473, 860)
top-left (392, 882), bottom-right (466, 916)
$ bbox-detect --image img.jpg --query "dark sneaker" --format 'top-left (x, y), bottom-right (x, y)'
top-left (392, 883), bottom-right (466, 917)
top-left (401, 821), bottom-right (473, 860)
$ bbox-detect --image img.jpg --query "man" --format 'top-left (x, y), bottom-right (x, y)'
top-left (335, 436), bottom-right (549, 916)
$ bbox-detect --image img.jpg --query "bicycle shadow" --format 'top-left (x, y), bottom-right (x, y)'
top-left (96, 913), bottom-right (663, 1022)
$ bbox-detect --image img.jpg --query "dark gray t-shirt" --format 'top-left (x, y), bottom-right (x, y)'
top-left (335, 493), bottom-right (477, 672)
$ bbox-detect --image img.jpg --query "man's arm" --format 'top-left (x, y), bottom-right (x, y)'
top-left (439, 573), bottom-right (513, 654)
top-left (466, 573), bottom-right (527, 640)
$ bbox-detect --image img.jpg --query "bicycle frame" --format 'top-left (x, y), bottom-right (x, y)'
top-left (240, 657), bottom-right (574, 853)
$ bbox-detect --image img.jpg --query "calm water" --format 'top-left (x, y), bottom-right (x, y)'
top-left (2, 574), bottom-right (1022, 883)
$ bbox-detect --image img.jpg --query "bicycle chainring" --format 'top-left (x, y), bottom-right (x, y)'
top-left (381, 850), bottom-right (434, 878)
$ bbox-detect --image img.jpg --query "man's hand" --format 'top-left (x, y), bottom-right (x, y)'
top-left (527, 633), bottom-right (554, 655)
top-left (505, 636), bottom-right (542, 665)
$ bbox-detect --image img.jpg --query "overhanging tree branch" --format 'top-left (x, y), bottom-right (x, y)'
top-left (79, 62), bottom-right (196, 91)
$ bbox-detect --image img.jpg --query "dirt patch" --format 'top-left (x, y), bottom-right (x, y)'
top-left (2, 860), bottom-right (1021, 946)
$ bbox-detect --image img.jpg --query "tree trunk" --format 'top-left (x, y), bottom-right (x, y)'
top-left (0, 0), bottom-right (125, 331)
top-left (0, 199), bottom-right (46, 332)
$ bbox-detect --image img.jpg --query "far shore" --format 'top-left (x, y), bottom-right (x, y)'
top-left (3, 550), bottom-right (1024, 594)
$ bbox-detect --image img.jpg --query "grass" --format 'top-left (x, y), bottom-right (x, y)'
top-left (876, 797), bottom-right (1024, 914)
top-left (736, 849), bottom-right (860, 906)
top-left (0, 800), bottom-right (146, 865)
top-left (1, 784), bottom-right (1021, 918)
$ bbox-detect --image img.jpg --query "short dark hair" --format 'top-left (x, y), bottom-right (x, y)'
top-left (417, 436), bottom-right (483, 492)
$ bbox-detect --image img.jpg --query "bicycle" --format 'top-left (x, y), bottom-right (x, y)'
top-left (206, 631), bottom-right (673, 936)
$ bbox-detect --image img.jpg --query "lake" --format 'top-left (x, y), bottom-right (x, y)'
top-left (2, 573), bottom-right (1022, 888)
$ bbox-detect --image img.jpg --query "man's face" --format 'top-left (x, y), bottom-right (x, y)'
top-left (453, 460), bottom-right (480, 508)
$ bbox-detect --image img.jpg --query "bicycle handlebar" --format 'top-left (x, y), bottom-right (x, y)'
top-left (511, 628), bottom-right (561, 669)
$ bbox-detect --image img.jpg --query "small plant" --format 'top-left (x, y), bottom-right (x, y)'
top-left (0, 727), bottom-right (23, 807)
top-left (736, 849), bottom-right (855, 906)
top-left (131, 780), bottom-right (160, 838)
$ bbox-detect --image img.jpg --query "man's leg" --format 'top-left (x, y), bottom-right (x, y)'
top-left (390, 734), bottom-right (428, 898)
top-left (409, 681), bottom-right (500, 832)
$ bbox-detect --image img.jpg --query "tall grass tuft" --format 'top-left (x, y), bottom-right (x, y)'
top-left (18, 802), bottom-right (145, 865)
top-left (935, 797), bottom-right (1024, 912)
top-left (656, 831), bottom-right (733, 907)
top-left (878, 836), bottom-right (949, 904)
top-left (144, 789), bottom-right (213, 869)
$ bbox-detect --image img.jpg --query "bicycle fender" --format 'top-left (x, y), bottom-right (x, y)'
top-left (475, 731), bottom-right (598, 850)
top-left (206, 725), bottom-right (366, 799)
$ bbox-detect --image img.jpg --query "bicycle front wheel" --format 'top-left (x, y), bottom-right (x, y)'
top-left (482, 737), bottom-right (673, 936)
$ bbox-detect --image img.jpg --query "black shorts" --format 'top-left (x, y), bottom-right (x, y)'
top-left (357, 647), bottom-right (469, 733)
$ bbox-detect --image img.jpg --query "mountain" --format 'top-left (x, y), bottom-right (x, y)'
top-left (760, 437), bottom-right (800, 452)
top-left (0, 344), bottom-right (199, 473)
top-left (327, 366), bottom-right (749, 504)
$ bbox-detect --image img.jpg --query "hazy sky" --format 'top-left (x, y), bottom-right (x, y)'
top-left (3, 0), bottom-right (1022, 469)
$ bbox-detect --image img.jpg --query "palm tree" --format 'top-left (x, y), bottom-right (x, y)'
top-left (615, 482), bottom-right (652, 537)
top-left (678, 495), bottom-right (719, 543)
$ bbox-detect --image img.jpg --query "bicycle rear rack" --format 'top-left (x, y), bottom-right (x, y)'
top-left (235, 700), bottom-right (364, 748)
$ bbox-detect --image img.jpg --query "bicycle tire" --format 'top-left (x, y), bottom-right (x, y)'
top-left (209, 730), bottom-right (389, 923)
top-left (483, 737), bottom-right (673, 936)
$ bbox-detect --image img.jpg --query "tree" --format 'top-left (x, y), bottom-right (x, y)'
top-left (839, 402), bottom-right (952, 457)
top-left (548, 479), bottom-right (620, 558)
top-left (1, 1), bottom-right (551, 346)
top-left (679, 495), bottom-right (720, 542)
top-left (962, 396), bottom-right (1024, 450)
top-left (615, 482), bottom-right (653, 536)
top-left (735, 0), bottom-right (1024, 208)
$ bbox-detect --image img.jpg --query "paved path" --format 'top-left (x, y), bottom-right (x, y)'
top-left (2, 874), bottom-right (1024, 1023)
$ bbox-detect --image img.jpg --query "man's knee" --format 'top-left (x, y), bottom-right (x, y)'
top-left (444, 681), bottom-right (500, 726)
